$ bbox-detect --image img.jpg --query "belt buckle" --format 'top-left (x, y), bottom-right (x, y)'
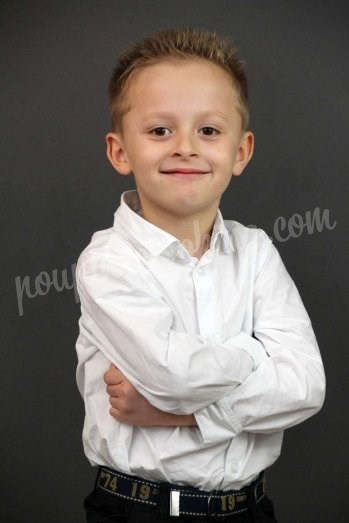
top-left (207, 489), bottom-right (227, 521)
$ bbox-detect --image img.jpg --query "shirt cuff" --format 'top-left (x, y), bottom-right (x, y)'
top-left (194, 397), bottom-right (242, 445)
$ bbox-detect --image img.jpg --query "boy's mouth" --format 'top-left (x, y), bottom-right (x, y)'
top-left (161, 168), bottom-right (208, 175)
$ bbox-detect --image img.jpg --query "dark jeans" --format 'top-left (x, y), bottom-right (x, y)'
top-left (84, 485), bottom-right (278, 523)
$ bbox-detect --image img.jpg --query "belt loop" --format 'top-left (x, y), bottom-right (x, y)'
top-left (157, 482), bottom-right (171, 516)
top-left (247, 482), bottom-right (259, 521)
top-left (94, 466), bottom-right (104, 490)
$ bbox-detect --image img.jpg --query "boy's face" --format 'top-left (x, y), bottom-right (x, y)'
top-left (106, 59), bottom-right (254, 223)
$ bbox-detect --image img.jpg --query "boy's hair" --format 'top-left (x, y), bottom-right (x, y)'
top-left (108, 26), bottom-right (249, 133)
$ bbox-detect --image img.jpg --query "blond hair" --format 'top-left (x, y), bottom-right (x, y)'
top-left (108, 26), bottom-right (249, 132)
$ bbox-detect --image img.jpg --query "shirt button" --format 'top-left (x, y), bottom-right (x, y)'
top-left (231, 463), bottom-right (239, 473)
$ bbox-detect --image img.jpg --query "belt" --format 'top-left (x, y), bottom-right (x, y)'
top-left (96, 466), bottom-right (266, 519)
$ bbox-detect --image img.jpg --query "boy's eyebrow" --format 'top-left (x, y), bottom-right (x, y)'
top-left (142, 110), bottom-right (229, 122)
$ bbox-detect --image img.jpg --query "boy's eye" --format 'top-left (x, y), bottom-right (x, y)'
top-left (201, 127), bottom-right (219, 136)
top-left (150, 127), bottom-right (170, 136)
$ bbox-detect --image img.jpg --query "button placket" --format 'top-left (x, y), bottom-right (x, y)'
top-left (193, 264), bottom-right (213, 335)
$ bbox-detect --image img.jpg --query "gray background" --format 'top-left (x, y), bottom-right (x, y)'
top-left (1, 1), bottom-right (348, 521)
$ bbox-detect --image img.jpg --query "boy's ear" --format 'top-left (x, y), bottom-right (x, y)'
top-left (105, 132), bottom-right (132, 175)
top-left (232, 131), bottom-right (254, 177)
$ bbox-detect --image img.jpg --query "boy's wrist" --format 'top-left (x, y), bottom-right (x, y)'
top-left (156, 412), bottom-right (197, 427)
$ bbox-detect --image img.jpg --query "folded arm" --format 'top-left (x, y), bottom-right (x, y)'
top-left (105, 364), bottom-right (196, 426)
top-left (104, 233), bottom-right (325, 441)
top-left (194, 233), bottom-right (326, 443)
top-left (76, 253), bottom-right (263, 414)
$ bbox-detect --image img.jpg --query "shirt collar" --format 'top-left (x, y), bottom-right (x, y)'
top-left (113, 190), bottom-right (234, 258)
top-left (210, 207), bottom-right (235, 255)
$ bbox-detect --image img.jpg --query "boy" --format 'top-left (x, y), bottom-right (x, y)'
top-left (75, 27), bottom-right (325, 522)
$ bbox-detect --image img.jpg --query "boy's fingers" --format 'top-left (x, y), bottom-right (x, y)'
top-left (109, 407), bottom-right (120, 419)
top-left (106, 384), bottom-right (119, 397)
top-left (109, 396), bottom-right (119, 407)
top-left (103, 369), bottom-right (113, 384)
top-left (104, 364), bottom-right (123, 385)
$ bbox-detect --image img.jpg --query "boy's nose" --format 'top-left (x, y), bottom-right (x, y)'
top-left (171, 132), bottom-right (198, 157)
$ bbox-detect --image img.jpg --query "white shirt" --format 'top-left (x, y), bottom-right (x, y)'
top-left (75, 190), bottom-right (325, 491)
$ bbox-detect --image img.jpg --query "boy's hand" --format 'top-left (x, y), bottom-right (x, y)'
top-left (104, 364), bottom-right (196, 427)
top-left (104, 364), bottom-right (160, 425)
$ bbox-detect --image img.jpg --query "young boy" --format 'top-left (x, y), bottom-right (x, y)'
top-left (75, 27), bottom-right (325, 522)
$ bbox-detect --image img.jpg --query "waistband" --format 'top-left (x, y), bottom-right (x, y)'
top-left (95, 466), bottom-right (266, 519)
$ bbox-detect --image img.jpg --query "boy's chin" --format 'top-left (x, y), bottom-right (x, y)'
top-left (165, 199), bottom-right (218, 219)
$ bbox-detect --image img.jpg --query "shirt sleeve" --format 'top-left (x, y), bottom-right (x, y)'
top-left (194, 231), bottom-right (326, 444)
top-left (76, 252), bottom-right (257, 415)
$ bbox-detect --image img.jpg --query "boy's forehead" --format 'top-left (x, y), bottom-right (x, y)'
top-left (127, 59), bottom-right (239, 111)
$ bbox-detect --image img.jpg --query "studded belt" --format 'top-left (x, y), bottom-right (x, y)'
top-left (95, 466), bottom-right (266, 519)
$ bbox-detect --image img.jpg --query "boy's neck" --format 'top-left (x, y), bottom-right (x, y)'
top-left (141, 206), bottom-right (218, 259)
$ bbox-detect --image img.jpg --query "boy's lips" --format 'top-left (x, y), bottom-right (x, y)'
top-left (161, 168), bottom-right (209, 175)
